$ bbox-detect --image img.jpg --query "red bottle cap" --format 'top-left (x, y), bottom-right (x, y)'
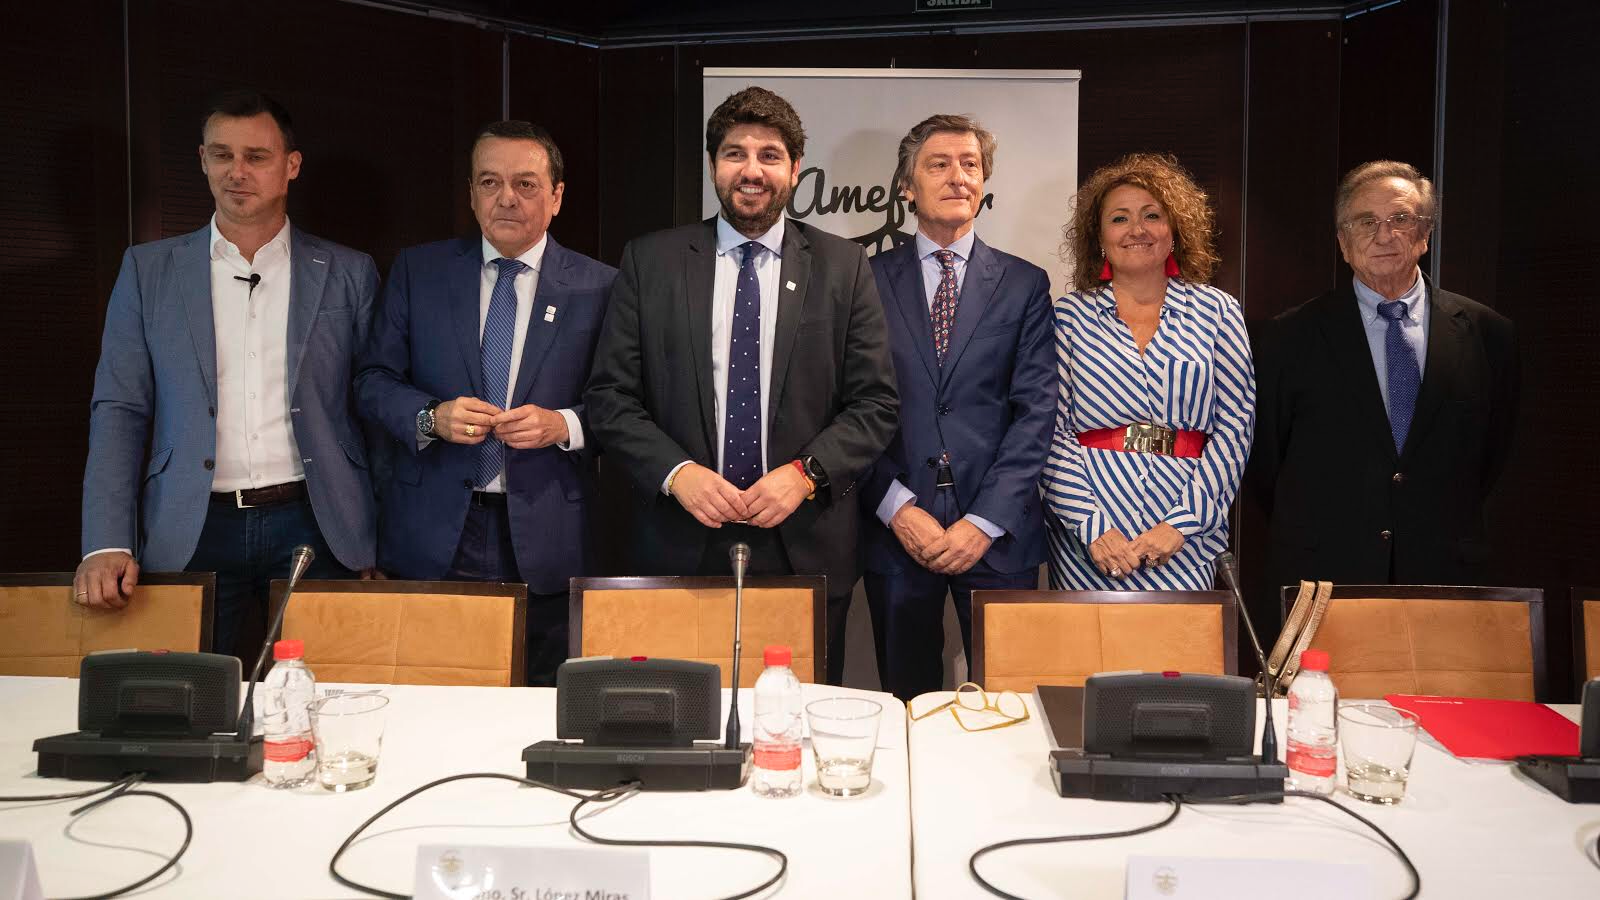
top-left (1299, 648), bottom-right (1330, 671)
top-left (763, 645), bottom-right (791, 667)
top-left (273, 639), bottom-right (304, 661)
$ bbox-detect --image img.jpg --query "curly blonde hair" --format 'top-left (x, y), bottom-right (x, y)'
top-left (1060, 152), bottom-right (1219, 292)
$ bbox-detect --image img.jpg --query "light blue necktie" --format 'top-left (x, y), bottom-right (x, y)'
top-left (476, 257), bottom-right (526, 487)
top-left (1377, 300), bottom-right (1421, 454)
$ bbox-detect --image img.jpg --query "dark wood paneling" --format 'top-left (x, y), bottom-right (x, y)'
top-left (510, 35), bottom-right (602, 260)
top-left (598, 46), bottom-right (679, 265)
top-left (0, 1), bottom-right (127, 570)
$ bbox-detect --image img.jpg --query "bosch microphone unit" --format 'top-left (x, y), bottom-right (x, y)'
top-left (1516, 677), bottom-right (1600, 803)
top-left (33, 651), bottom-right (260, 782)
top-left (522, 657), bottom-right (751, 791)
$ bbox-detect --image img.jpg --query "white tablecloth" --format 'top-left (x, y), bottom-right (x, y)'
top-left (907, 693), bottom-right (1600, 899)
top-left (0, 677), bottom-right (909, 899)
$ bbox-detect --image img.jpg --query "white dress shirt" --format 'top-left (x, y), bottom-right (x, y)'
top-left (874, 229), bottom-right (1003, 539)
top-left (1353, 269), bottom-right (1430, 417)
top-left (663, 215), bottom-right (783, 493)
top-left (210, 215), bottom-right (302, 493)
top-left (418, 234), bottom-right (582, 494)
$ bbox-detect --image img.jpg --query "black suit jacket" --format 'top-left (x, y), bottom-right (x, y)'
top-left (1250, 275), bottom-right (1519, 596)
top-left (584, 218), bottom-right (899, 590)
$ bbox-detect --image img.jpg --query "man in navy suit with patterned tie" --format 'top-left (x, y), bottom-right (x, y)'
top-left (357, 122), bottom-right (616, 685)
top-left (861, 115), bottom-right (1055, 701)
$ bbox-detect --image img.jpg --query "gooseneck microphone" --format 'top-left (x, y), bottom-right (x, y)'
top-left (236, 544), bottom-right (316, 741)
top-left (725, 543), bottom-right (750, 751)
top-left (1216, 551), bottom-right (1279, 765)
top-left (232, 273), bottom-right (261, 296)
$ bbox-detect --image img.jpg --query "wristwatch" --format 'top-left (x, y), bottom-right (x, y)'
top-left (416, 399), bottom-right (443, 439)
top-left (799, 455), bottom-right (829, 492)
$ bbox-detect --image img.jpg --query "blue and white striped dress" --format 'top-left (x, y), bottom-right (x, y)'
top-left (1042, 280), bottom-right (1255, 590)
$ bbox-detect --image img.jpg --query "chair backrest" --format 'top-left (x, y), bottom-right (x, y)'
top-left (972, 590), bottom-right (1237, 693)
top-left (1277, 584), bottom-right (1546, 701)
top-left (570, 576), bottom-right (825, 687)
top-left (1573, 588), bottom-right (1600, 684)
top-left (0, 573), bottom-right (215, 676)
top-left (276, 580), bottom-right (526, 687)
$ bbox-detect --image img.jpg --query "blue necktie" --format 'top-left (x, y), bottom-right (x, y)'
top-left (930, 249), bottom-right (959, 364)
top-left (476, 257), bottom-right (526, 488)
top-left (1377, 300), bottom-right (1421, 454)
top-left (722, 241), bottom-right (764, 490)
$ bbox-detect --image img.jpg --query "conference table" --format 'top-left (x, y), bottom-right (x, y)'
top-left (907, 692), bottom-right (1600, 899)
top-left (0, 677), bottom-right (910, 899)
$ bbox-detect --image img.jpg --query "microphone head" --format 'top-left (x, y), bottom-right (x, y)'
top-left (728, 542), bottom-right (751, 567)
top-left (288, 544), bottom-right (316, 582)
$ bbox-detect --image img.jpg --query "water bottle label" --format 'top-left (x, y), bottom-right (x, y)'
top-left (264, 736), bottom-right (313, 763)
top-left (753, 744), bottom-right (801, 771)
top-left (1286, 744), bottom-right (1336, 777)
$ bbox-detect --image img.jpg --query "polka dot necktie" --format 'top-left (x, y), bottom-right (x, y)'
top-left (1377, 300), bottom-right (1421, 454)
top-left (722, 241), bottom-right (764, 490)
top-left (475, 256), bottom-right (526, 488)
top-left (931, 249), bottom-right (959, 364)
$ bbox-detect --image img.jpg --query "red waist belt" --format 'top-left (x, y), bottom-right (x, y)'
top-left (1078, 424), bottom-right (1207, 458)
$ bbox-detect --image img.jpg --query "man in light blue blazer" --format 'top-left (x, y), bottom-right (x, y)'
top-left (74, 93), bottom-right (378, 656)
top-left (862, 115), bottom-right (1055, 701)
top-left (356, 122), bottom-right (616, 686)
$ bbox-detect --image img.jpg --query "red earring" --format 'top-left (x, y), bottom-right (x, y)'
top-left (1098, 257), bottom-right (1113, 281)
top-left (1164, 253), bottom-right (1181, 278)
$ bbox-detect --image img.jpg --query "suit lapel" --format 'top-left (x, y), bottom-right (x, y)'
top-left (451, 239), bottom-right (485, 397)
top-left (1403, 281), bottom-right (1466, 462)
top-left (768, 220), bottom-right (812, 434)
top-left (509, 238), bottom-right (573, 407)
top-left (939, 237), bottom-right (1002, 386)
top-left (177, 228), bottom-right (217, 404)
top-left (284, 228), bottom-right (329, 404)
top-left (881, 241), bottom-right (939, 389)
top-left (1316, 282), bottom-right (1399, 463)
top-left (684, 221), bottom-right (719, 455)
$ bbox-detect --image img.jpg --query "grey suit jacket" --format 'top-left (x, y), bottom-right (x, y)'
top-left (81, 224), bottom-right (379, 571)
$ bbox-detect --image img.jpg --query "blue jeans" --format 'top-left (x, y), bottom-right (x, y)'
top-left (185, 494), bottom-right (352, 658)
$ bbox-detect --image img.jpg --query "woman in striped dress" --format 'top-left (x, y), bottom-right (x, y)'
top-left (1043, 153), bottom-right (1254, 591)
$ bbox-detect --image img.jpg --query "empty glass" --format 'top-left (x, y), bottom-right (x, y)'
top-left (309, 691), bottom-right (389, 792)
top-left (1338, 704), bottom-right (1420, 804)
top-left (805, 697), bottom-right (882, 797)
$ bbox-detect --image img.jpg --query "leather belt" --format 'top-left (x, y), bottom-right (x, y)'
top-left (212, 480), bottom-right (307, 508)
top-left (1078, 424), bottom-right (1206, 458)
top-left (470, 491), bottom-right (508, 508)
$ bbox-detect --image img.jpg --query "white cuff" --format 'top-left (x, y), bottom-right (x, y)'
top-left (962, 514), bottom-right (1005, 540)
top-left (662, 460), bottom-right (693, 495)
top-left (83, 548), bottom-right (132, 561)
top-left (876, 480), bottom-right (918, 526)
top-left (555, 408), bottom-right (584, 452)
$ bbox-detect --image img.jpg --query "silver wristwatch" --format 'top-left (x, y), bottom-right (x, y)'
top-left (416, 399), bottom-right (442, 439)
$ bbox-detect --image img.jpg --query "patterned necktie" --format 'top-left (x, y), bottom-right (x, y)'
top-left (1377, 299), bottom-right (1421, 454)
top-left (722, 241), bottom-right (765, 490)
top-left (476, 256), bottom-right (527, 488)
top-left (930, 249), bottom-right (959, 364)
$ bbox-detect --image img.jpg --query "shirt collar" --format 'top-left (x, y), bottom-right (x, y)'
top-left (915, 228), bottom-right (976, 264)
top-left (209, 213), bottom-right (291, 262)
top-left (716, 214), bottom-right (785, 259)
top-left (1353, 269), bottom-right (1426, 324)
top-left (482, 233), bottom-right (548, 272)
top-left (1091, 279), bottom-right (1191, 318)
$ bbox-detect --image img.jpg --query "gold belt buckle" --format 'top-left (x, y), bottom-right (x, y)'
top-left (1123, 423), bottom-right (1176, 455)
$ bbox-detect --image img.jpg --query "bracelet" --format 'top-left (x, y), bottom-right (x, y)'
top-left (665, 465), bottom-right (684, 496)
top-left (789, 459), bottom-right (816, 500)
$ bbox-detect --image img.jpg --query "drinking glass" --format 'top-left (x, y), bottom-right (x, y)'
top-left (309, 691), bottom-right (389, 792)
top-left (805, 697), bottom-right (882, 797)
top-left (1338, 704), bottom-right (1420, 804)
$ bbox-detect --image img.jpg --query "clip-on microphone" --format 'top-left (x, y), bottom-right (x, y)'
top-left (236, 544), bottom-right (315, 743)
top-left (232, 272), bottom-right (261, 296)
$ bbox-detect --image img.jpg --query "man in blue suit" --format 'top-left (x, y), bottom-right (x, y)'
top-left (863, 115), bottom-right (1055, 701)
top-left (357, 121), bottom-right (615, 686)
top-left (74, 93), bottom-right (378, 657)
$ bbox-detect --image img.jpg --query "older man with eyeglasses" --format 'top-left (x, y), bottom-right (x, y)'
top-left (1249, 160), bottom-right (1520, 634)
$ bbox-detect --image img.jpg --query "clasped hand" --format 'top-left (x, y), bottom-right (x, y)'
top-left (671, 462), bottom-right (812, 529)
top-left (1089, 523), bottom-right (1184, 579)
top-left (891, 503), bottom-right (993, 576)
top-left (434, 396), bottom-right (568, 449)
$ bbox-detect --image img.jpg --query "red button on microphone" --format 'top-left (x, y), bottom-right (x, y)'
top-left (1162, 671), bottom-right (1179, 678)
top-left (630, 656), bottom-right (648, 662)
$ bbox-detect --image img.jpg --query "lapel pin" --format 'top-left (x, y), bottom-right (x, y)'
top-left (544, 305), bottom-right (557, 322)
top-left (785, 280), bottom-right (796, 291)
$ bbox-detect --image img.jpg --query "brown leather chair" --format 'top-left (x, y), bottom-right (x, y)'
top-left (971, 590), bottom-right (1237, 693)
top-left (275, 580), bottom-right (526, 687)
top-left (0, 573), bottom-right (215, 676)
top-left (570, 576), bottom-right (825, 687)
top-left (1574, 588), bottom-right (1600, 683)
top-left (1278, 584), bottom-right (1547, 701)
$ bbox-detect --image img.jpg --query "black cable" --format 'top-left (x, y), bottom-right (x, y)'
top-left (968, 795), bottom-right (1183, 899)
top-left (0, 773), bottom-right (141, 803)
top-left (329, 772), bottom-right (785, 900)
top-left (569, 788), bottom-right (789, 900)
top-left (53, 785), bottom-right (194, 900)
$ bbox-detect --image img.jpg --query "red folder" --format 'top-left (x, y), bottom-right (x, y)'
top-left (1383, 694), bottom-right (1580, 760)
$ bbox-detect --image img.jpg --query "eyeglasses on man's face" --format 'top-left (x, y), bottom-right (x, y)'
top-left (910, 682), bottom-right (1030, 732)
top-left (1339, 212), bottom-right (1432, 240)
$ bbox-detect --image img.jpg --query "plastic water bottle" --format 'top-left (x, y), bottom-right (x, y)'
top-left (751, 644), bottom-right (803, 798)
top-left (261, 639), bottom-right (317, 788)
top-left (1285, 648), bottom-right (1339, 794)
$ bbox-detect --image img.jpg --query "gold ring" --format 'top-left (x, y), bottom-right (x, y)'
top-left (466, 424), bottom-right (477, 437)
